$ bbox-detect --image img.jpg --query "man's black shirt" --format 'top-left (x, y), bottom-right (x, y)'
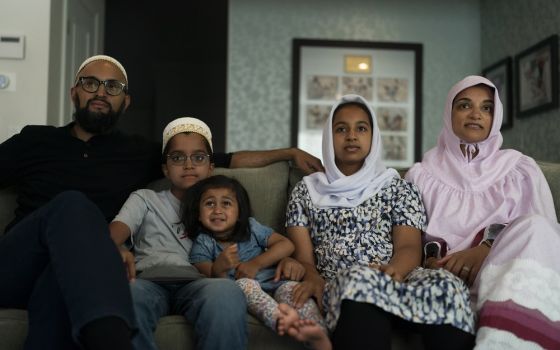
top-left (0, 124), bottom-right (232, 231)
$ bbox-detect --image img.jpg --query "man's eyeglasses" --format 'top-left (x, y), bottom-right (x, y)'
top-left (167, 152), bottom-right (211, 166)
top-left (76, 76), bottom-right (128, 96)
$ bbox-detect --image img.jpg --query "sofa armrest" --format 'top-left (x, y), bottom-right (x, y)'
top-left (537, 161), bottom-right (560, 220)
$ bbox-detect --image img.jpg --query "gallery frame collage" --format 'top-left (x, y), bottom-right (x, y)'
top-left (291, 39), bottom-right (423, 168)
top-left (482, 34), bottom-right (559, 129)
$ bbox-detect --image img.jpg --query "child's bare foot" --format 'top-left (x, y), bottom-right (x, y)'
top-left (276, 303), bottom-right (300, 336)
top-left (277, 303), bottom-right (332, 350)
top-left (286, 319), bottom-right (332, 350)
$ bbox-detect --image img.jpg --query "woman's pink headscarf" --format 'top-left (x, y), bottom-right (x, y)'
top-left (406, 76), bottom-right (556, 252)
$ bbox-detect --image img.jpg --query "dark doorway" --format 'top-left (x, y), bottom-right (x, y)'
top-left (105, 0), bottom-right (228, 152)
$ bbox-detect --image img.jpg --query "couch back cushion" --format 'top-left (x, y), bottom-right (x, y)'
top-left (148, 162), bottom-right (290, 234)
top-left (213, 162), bottom-right (290, 233)
top-left (1, 160), bottom-right (559, 234)
top-left (537, 161), bottom-right (560, 219)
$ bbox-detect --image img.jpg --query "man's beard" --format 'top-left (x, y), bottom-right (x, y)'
top-left (73, 97), bottom-right (125, 134)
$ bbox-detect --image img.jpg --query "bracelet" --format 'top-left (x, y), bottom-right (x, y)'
top-left (481, 239), bottom-right (493, 249)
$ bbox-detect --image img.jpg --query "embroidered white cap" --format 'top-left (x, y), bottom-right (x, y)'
top-left (162, 117), bottom-right (213, 153)
top-left (74, 55), bottom-right (128, 84)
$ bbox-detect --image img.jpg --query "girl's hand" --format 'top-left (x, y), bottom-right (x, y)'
top-left (274, 257), bottom-right (305, 282)
top-left (235, 261), bottom-right (260, 279)
top-left (291, 276), bottom-right (325, 312)
top-left (213, 244), bottom-right (240, 276)
top-left (369, 263), bottom-right (404, 282)
top-left (424, 257), bottom-right (441, 269)
top-left (437, 245), bottom-right (490, 286)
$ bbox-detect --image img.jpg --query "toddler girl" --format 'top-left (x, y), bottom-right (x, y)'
top-left (185, 175), bottom-right (331, 350)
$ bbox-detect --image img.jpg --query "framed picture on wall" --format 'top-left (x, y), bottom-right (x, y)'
top-left (482, 57), bottom-right (513, 129)
top-left (515, 34), bottom-right (559, 118)
top-left (291, 39), bottom-right (423, 169)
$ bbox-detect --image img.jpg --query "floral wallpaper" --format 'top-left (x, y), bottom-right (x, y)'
top-left (481, 0), bottom-right (560, 162)
top-left (227, 0), bottom-right (481, 156)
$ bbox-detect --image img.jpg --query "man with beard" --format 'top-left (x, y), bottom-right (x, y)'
top-left (2, 55), bottom-right (323, 230)
top-left (0, 55), bottom-right (322, 350)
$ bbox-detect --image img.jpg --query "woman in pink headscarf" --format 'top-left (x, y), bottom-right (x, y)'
top-left (406, 75), bottom-right (560, 349)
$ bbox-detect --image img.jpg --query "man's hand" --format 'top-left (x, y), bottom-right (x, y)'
top-left (437, 245), bottom-right (490, 286)
top-left (289, 148), bottom-right (324, 175)
top-left (213, 244), bottom-right (240, 277)
top-left (119, 246), bottom-right (136, 281)
top-left (274, 257), bottom-right (305, 282)
top-left (235, 260), bottom-right (260, 279)
top-left (291, 276), bottom-right (325, 312)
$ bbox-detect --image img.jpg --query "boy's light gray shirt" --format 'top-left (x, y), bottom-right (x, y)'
top-left (113, 189), bottom-right (193, 271)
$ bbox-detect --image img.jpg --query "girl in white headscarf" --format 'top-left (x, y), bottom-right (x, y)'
top-left (406, 75), bottom-right (560, 349)
top-left (286, 94), bottom-right (475, 349)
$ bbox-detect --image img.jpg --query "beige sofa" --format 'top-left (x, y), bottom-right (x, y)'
top-left (1, 161), bottom-right (559, 349)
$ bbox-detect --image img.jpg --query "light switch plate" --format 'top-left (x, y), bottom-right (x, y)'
top-left (0, 35), bottom-right (25, 59)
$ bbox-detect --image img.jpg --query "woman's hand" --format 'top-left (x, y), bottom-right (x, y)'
top-left (437, 244), bottom-right (491, 286)
top-left (291, 275), bottom-right (325, 312)
top-left (274, 257), bottom-right (306, 282)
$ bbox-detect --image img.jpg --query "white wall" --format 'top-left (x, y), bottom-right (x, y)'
top-left (0, 0), bottom-right (52, 142)
top-left (227, 0), bottom-right (481, 154)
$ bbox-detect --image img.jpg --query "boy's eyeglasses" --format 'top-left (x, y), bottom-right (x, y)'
top-left (167, 153), bottom-right (210, 166)
top-left (76, 76), bottom-right (128, 96)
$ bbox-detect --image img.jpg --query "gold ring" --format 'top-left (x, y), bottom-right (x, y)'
top-left (461, 266), bottom-right (471, 272)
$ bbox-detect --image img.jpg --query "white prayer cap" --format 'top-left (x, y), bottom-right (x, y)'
top-left (74, 55), bottom-right (128, 84)
top-left (162, 117), bottom-right (213, 153)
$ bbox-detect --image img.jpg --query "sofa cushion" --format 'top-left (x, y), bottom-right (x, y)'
top-left (0, 309), bottom-right (26, 350)
top-left (0, 309), bottom-right (306, 350)
top-left (154, 314), bottom-right (304, 350)
top-left (141, 162), bottom-right (291, 234)
top-left (0, 308), bottom-right (424, 350)
top-left (214, 161), bottom-right (289, 234)
top-left (537, 161), bottom-right (560, 219)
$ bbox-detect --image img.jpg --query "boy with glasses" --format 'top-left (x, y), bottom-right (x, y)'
top-left (110, 117), bottom-right (249, 350)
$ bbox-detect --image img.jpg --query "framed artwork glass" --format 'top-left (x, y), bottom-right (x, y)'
top-left (291, 39), bottom-right (423, 168)
top-left (482, 56), bottom-right (513, 129)
top-left (515, 35), bottom-right (559, 118)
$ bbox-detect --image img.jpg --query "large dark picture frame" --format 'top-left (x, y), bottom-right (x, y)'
top-left (515, 34), bottom-right (559, 118)
top-left (291, 39), bottom-right (423, 168)
top-left (482, 57), bottom-right (513, 129)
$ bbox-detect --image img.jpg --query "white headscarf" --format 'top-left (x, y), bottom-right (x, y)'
top-left (303, 94), bottom-right (399, 208)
